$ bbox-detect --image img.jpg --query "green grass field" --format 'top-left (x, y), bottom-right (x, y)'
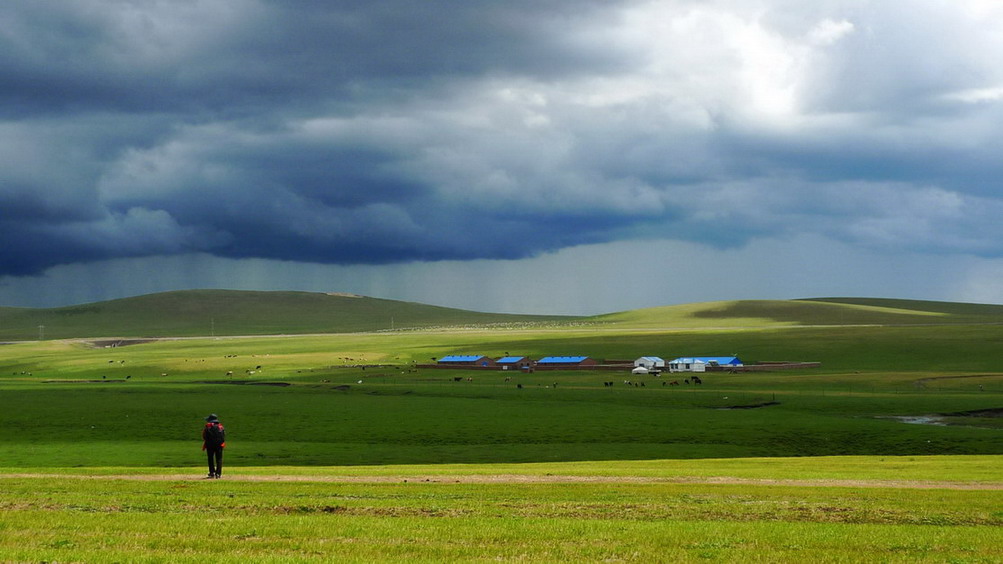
top-left (2, 458), bottom-right (1001, 562)
top-left (2, 292), bottom-right (1002, 561)
top-left (0, 289), bottom-right (580, 340)
top-left (8, 290), bottom-right (1003, 341)
top-left (2, 321), bottom-right (1002, 467)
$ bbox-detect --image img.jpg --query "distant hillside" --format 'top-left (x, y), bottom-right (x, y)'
top-left (5, 292), bottom-right (1002, 341)
top-left (803, 297), bottom-right (1003, 317)
top-left (0, 290), bottom-right (579, 340)
top-left (594, 298), bottom-right (1003, 328)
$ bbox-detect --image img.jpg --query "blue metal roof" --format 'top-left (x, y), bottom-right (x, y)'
top-left (669, 357), bottom-right (742, 365)
top-left (438, 355), bottom-right (485, 362)
top-left (496, 356), bottom-right (527, 363)
top-left (537, 356), bottom-right (589, 364)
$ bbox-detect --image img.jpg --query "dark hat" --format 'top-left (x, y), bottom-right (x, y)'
top-left (205, 414), bottom-right (219, 422)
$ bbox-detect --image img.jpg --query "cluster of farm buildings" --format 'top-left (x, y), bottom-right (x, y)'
top-left (430, 355), bottom-right (747, 373)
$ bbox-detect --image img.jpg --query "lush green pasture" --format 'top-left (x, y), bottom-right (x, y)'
top-left (0, 289), bottom-right (579, 340)
top-left (1, 457), bottom-right (1000, 562)
top-left (2, 316), bottom-right (1003, 561)
top-left (595, 297), bottom-right (1003, 328)
top-left (8, 290), bottom-right (1003, 342)
top-left (1, 323), bottom-right (1001, 467)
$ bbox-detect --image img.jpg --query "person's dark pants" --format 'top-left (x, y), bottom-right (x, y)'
top-left (206, 447), bottom-right (223, 477)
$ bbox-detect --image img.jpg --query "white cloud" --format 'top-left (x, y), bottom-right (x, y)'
top-left (807, 19), bottom-right (855, 46)
top-left (942, 86), bottom-right (1003, 104)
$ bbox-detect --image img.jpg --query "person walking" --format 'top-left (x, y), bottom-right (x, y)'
top-left (202, 413), bottom-right (226, 478)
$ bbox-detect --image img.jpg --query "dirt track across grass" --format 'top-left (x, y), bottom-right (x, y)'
top-left (2, 473), bottom-right (1000, 490)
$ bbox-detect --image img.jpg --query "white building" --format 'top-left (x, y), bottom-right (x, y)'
top-left (668, 356), bottom-right (743, 372)
top-left (634, 356), bottom-right (665, 369)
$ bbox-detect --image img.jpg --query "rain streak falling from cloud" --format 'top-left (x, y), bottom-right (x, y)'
top-left (3, 1), bottom-right (1003, 312)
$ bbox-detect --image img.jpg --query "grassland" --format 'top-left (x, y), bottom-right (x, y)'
top-left (1, 292), bottom-right (1002, 561)
top-left (2, 458), bottom-right (1001, 562)
top-left (8, 290), bottom-right (1003, 342)
top-left (1, 320), bottom-right (1002, 466)
top-left (0, 289), bottom-right (580, 340)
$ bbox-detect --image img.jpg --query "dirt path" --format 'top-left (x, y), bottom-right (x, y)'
top-left (1, 472), bottom-right (1000, 490)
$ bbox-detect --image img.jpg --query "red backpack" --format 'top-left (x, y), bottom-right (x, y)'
top-left (204, 422), bottom-right (226, 448)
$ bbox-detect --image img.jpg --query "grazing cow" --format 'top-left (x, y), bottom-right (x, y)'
top-left (684, 379), bottom-right (690, 384)
top-left (692, 375), bottom-right (702, 385)
top-left (453, 377), bottom-right (463, 382)
top-left (670, 380), bottom-right (680, 386)
top-left (517, 383), bottom-right (523, 389)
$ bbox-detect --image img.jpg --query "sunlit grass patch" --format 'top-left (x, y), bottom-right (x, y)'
top-left (1, 463), bottom-right (1001, 562)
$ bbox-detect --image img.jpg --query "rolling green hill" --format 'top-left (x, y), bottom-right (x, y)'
top-left (3, 291), bottom-right (1003, 340)
top-left (595, 297), bottom-right (1003, 328)
top-left (804, 296), bottom-right (1003, 316)
top-left (0, 290), bottom-right (578, 340)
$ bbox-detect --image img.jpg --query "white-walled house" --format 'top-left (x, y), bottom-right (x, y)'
top-left (668, 357), bottom-right (743, 372)
top-left (634, 356), bottom-right (665, 369)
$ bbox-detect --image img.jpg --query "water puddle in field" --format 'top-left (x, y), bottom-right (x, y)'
top-left (879, 415), bottom-right (949, 426)
top-left (87, 339), bottom-right (159, 348)
top-left (717, 401), bottom-right (781, 410)
top-left (880, 407), bottom-right (1003, 427)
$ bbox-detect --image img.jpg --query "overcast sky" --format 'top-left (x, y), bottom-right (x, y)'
top-left (3, 0), bottom-right (1003, 315)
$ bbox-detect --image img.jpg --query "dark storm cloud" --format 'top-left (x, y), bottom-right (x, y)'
top-left (0, 1), bottom-right (623, 117)
top-left (1, 0), bottom-right (639, 275)
top-left (3, 0), bottom-right (1003, 278)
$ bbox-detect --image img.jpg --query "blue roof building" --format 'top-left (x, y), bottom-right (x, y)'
top-left (437, 355), bottom-right (496, 367)
top-left (536, 356), bottom-right (596, 367)
top-left (496, 356), bottom-right (527, 364)
top-left (497, 356), bottom-right (533, 370)
top-left (668, 356), bottom-right (743, 372)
